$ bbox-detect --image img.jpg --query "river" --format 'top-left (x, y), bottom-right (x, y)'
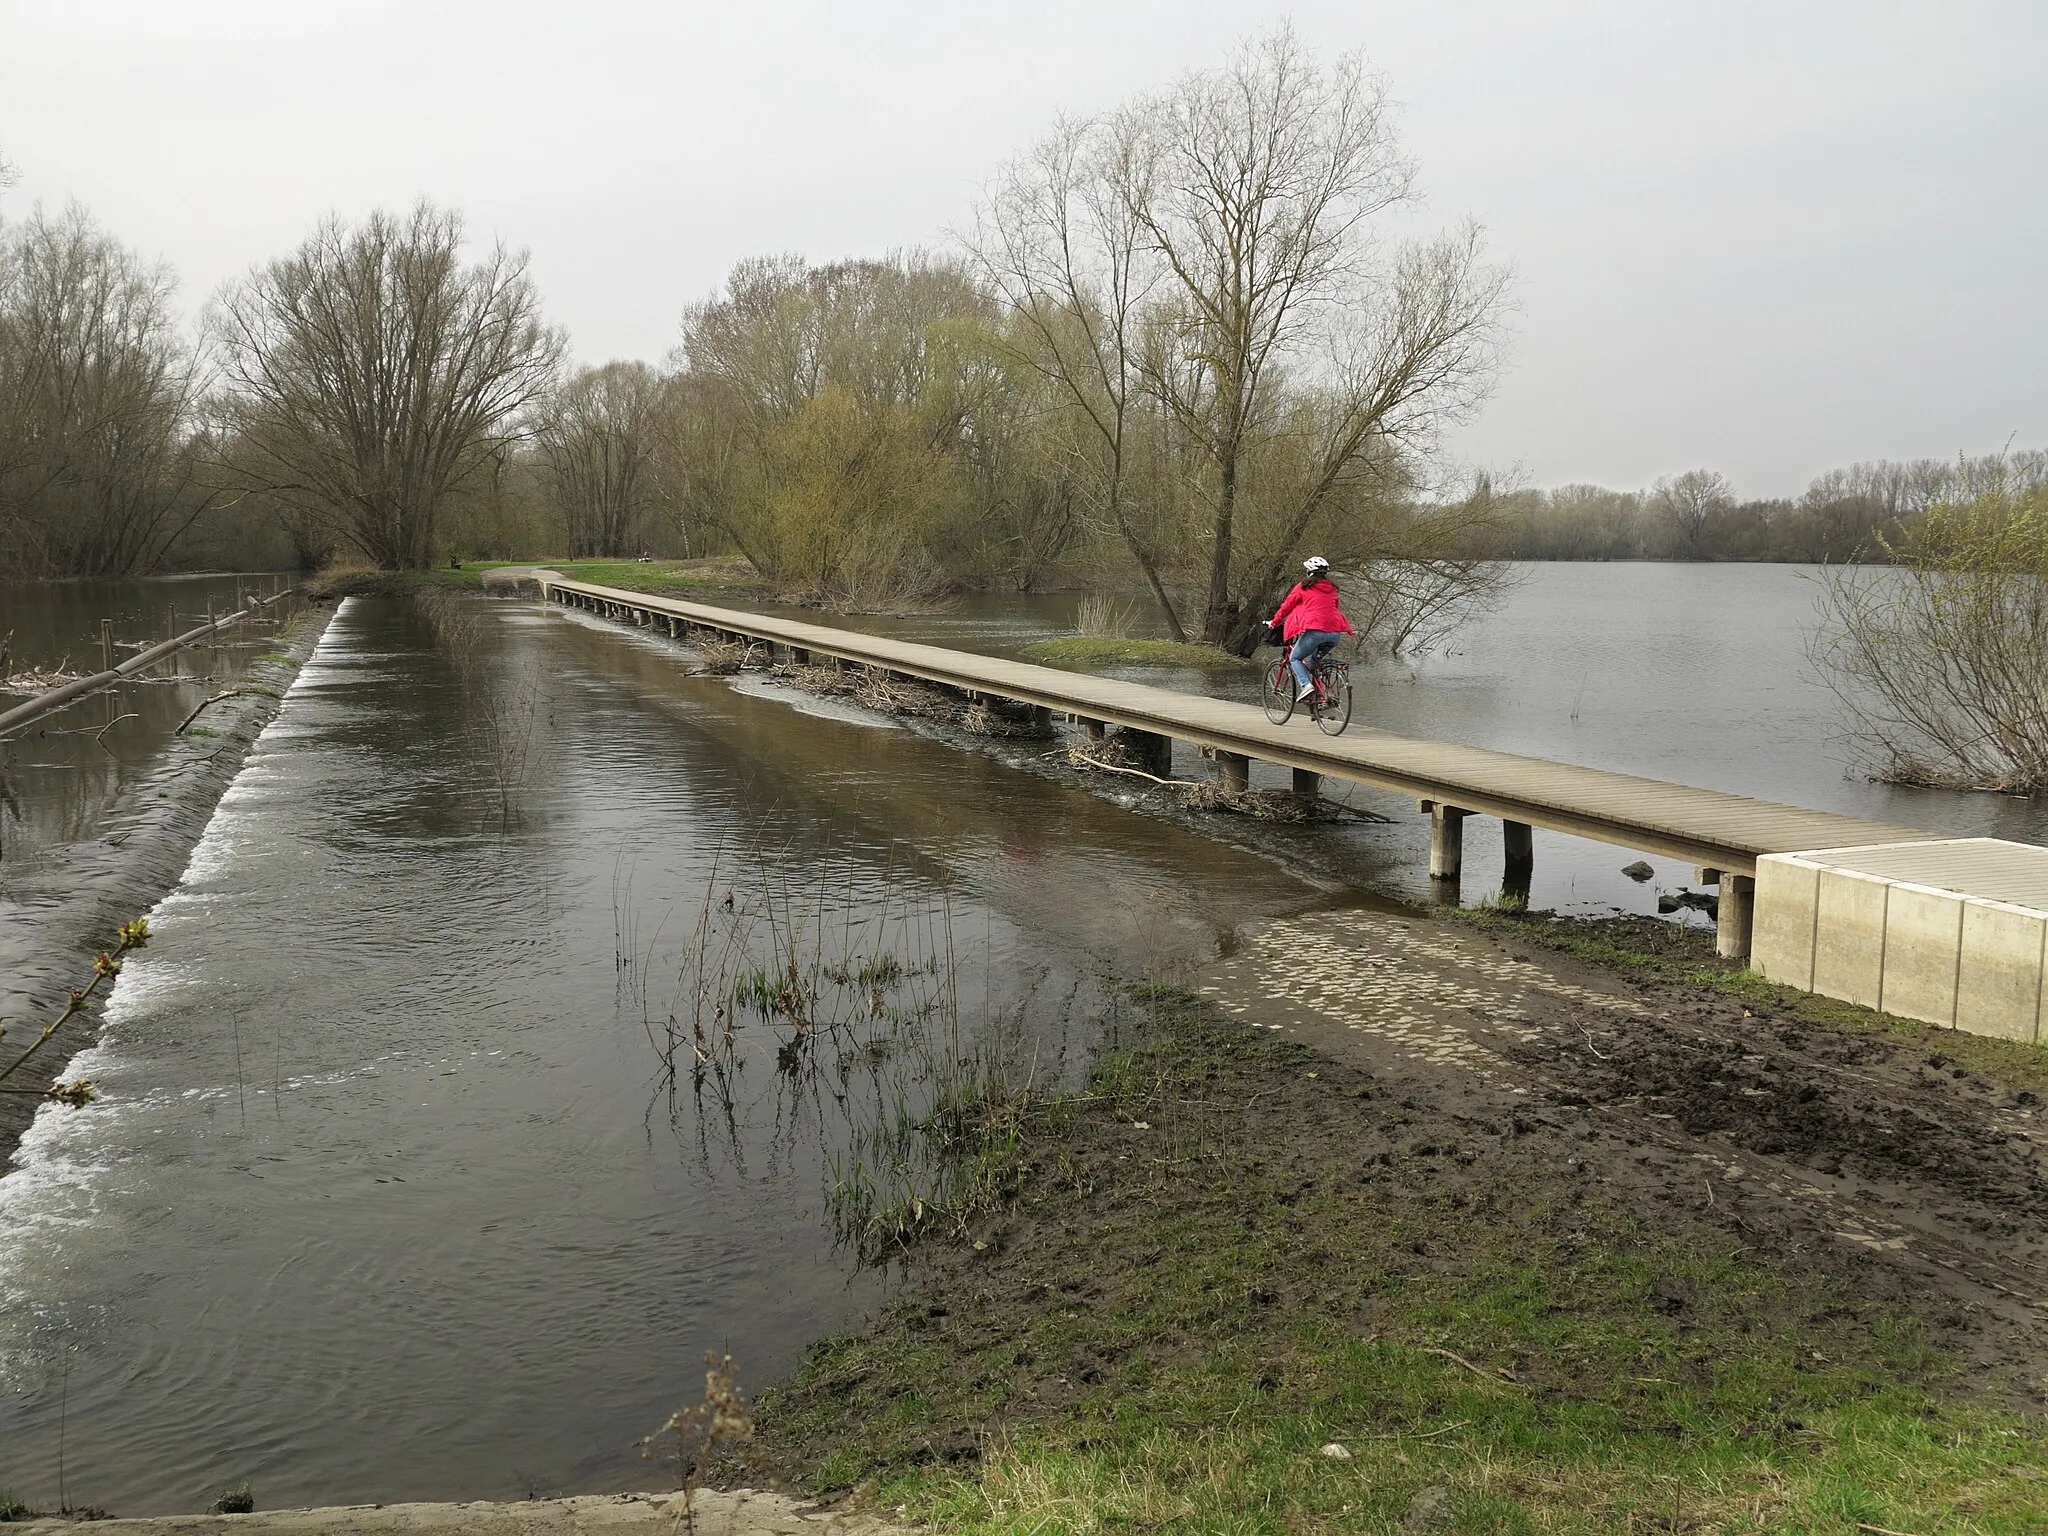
top-left (1, 563), bottom-right (2041, 1514)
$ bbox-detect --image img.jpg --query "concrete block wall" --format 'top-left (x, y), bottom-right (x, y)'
top-left (1753, 840), bottom-right (2048, 1043)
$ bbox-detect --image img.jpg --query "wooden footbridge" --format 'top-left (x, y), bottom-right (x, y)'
top-left (536, 574), bottom-right (1942, 961)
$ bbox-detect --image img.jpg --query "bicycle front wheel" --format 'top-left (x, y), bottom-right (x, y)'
top-left (1261, 658), bottom-right (1296, 724)
top-left (1314, 671), bottom-right (1353, 735)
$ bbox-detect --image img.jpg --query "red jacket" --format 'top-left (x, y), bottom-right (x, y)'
top-left (1271, 578), bottom-right (1352, 641)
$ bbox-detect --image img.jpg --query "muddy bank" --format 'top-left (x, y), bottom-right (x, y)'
top-left (10, 1490), bottom-right (908, 1536)
top-left (0, 602), bottom-right (336, 1167)
top-left (746, 906), bottom-right (2048, 1531)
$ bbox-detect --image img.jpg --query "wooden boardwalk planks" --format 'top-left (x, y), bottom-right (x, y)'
top-left (541, 576), bottom-right (1936, 875)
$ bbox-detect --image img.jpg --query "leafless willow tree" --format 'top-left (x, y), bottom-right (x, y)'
top-left (208, 202), bottom-right (562, 569)
top-left (0, 205), bottom-right (209, 576)
top-left (1650, 468), bottom-right (1734, 559)
top-left (1812, 472), bottom-right (2048, 793)
top-left (664, 254), bottom-right (1050, 608)
top-left (537, 360), bottom-right (668, 557)
top-left (973, 25), bottom-right (1509, 644)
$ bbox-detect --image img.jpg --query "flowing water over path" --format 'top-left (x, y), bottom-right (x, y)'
top-left (0, 595), bottom-right (1316, 1514)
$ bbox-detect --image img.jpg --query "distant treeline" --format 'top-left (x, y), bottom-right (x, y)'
top-left (0, 29), bottom-right (1524, 652)
top-left (0, 34), bottom-right (2036, 652)
top-left (1496, 454), bottom-right (2048, 564)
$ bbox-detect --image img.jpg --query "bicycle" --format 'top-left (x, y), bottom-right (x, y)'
top-left (1261, 642), bottom-right (1352, 735)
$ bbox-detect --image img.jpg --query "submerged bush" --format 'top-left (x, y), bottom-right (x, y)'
top-left (1813, 474), bottom-right (2048, 792)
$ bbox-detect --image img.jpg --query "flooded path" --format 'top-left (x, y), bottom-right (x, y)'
top-left (0, 595), bottom-right (1316, 1514)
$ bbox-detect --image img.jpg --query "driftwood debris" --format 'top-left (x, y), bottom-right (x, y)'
top-left (176, 690), bottom-right (247, 734)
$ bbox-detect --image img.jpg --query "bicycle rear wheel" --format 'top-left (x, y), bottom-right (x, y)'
top-left (1313, 667), bottom-right (1352, 735)
top-left (1261, 657), bottom-right (1296, 723)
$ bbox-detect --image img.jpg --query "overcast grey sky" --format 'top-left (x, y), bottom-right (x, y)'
top-left (2, 0), bottom-right (2041, 497)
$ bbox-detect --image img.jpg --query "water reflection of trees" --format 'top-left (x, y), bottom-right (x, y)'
top-left (410, 590), bottom-right (545, 830)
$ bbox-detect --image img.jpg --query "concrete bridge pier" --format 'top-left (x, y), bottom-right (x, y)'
top-left (1291, 767), bottom-right (1320, 801)
top-left (1698, 867), bottom-right (1756, 959)
top-left (1424, 801), bottom-right (1470, 904)
top-left (1125, 729), bottom-right (1173, 778)
top-left (1502, 819), bottom-right (1535, 906)
top-left (1079, 717), bottom-right (1106, 743)
top-left (1424, 802), bottom-right (1469, 880)
top-left (1216, 751), bottom-right (1251, 793)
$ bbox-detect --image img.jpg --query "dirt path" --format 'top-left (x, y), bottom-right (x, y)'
top-left (1197, 905), bottom-right (2048, 1394)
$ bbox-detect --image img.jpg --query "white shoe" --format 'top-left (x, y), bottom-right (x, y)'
top-left (1295, 686), bottom-right (1316, 703)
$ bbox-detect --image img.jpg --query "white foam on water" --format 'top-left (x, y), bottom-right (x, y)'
top-left (0, 601), bottom-right (359, 1325)
top-left (724, 674), bottom-right (902, 730)
top-left (169, 607), bottom-right (356, 888)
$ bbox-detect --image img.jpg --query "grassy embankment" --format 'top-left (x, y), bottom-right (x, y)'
top-left (304, 563), bottom-right (1259, 676)
top-left (748, 939), bottom-right (2048, 1533)
top-left (1017, 636), bottom-right (1254, 670)
top-left (302, 556), bottom-right (764, 603)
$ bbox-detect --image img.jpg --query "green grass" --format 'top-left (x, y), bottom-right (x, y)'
top-left (753, 991), bottom-right (2048, 1534)
top-left (514, 556), bottom-right (764, 596)
top-left (300, 556), bottom-right (766, 602)
top-left (302, 566), bottom-right (483, 599)
top-left (1018, 636), bottom-right (1250, 669)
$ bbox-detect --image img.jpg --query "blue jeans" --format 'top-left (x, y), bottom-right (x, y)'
top-left (1289, 631), bottom-right (1341, 693)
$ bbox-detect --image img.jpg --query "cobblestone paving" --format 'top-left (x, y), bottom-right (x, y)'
top-left (1200, 905), bottom-right (1650, 1087)
top-left (1198, 905), bottom-right (2048, 1329)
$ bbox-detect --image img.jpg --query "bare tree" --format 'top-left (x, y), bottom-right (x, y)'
top-left (537, 361), bottom-right (668, 557)
top-left (0, 205), bottom-right (208, 576)
top-left (209, 202), bottom-right (562, 569)
top-left (1650, 468), bottom-right (1734, 558)
top-left (1813, 469), bottom-right (2048, 792)
top-left (974, 25), bottom-right (1508, 644)
top-left (973, 119), bottom-right (1191, 631)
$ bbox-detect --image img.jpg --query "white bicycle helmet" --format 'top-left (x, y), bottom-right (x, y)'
top-left (1302, 555), bottom-right (1331, 576)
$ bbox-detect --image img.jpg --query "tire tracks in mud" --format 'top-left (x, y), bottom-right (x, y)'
top-left (1197, 906), bottom-right (2048, 1394)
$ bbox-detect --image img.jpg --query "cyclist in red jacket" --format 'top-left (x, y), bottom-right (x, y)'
top-left (1269, 557), bottom-right (1354, 703)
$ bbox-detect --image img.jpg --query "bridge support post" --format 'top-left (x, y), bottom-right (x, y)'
top-left (1216, 751), bottom-right (1250, 794)
top-left (1291, 767), bottom-right (1320, 801)
top-left (1502, 819), bottom-right (1534, 906)
top-left (1426, 801), bottom-right (1469, 887)
top-left (1716, 874), bottom-right (1755, 960)
top-left (1125, 730), bottom-right (1172, 778)
top-left (1079, 717), bottom-right (1106, 742)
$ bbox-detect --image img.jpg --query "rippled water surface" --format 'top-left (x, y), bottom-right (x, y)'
top-left (0, 594), bottom-right (1313, 1513)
